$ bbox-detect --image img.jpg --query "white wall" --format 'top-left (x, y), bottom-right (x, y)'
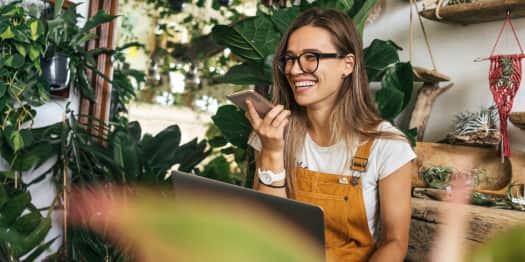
top-left (363, 1), bottom-right (525, 152)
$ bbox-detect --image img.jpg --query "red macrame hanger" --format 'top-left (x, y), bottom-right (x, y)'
top-left (490, 11), bottom-right (524, 58)
top-left (476, 11), bottom-right (525, 160)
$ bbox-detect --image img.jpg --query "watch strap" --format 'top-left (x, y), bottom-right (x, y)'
top-left (258, 177), bottom-right (286, 188)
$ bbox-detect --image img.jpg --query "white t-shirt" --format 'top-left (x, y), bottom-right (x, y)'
top-left (247, 121), bottom-right (416, 240)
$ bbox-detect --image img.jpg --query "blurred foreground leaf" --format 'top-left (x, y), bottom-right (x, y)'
top-left (70, 186), bottom-right (323, 262)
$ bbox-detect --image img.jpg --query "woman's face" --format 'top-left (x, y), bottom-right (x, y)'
top-left (284, 25), bottom-right (354, 109)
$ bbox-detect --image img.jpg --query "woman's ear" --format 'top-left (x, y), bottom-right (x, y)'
top-left (343, 54), bottom-right (355, 76)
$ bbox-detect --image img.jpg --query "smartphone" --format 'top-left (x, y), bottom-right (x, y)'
top-left (227, 90), bottom-right (273, 118)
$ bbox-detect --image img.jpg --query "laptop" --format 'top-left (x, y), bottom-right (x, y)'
top-left (171, 171), bottom-right (325, 258)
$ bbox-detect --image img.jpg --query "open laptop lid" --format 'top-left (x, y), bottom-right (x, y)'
top-left (171, 171), bottom-right (325, 257)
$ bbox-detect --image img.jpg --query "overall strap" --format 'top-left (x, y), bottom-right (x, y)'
top-left (350, 139), bottom-right (375, 172)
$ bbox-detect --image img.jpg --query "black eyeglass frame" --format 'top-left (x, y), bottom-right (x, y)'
top-left (278, 52), bottom-right (347, 74)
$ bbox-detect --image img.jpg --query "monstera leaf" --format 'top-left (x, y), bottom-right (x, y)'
top-left (364, 39), bottom-right (401, 81)
top-left (271, 7), bottom-right (301, 34)
top-left (211, 15), bottom-right (280, 61)
top-left (374, 62), bottom-right (413, 122)
top-left (0, 184), bottom-right (53, 261)
top-left (214, 61), bottom-right (272, 85)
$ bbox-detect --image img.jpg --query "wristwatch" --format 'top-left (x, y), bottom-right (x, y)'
top-left (257, 168), bottom-right (286, 185)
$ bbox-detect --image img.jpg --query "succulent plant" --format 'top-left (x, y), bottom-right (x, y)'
top-left (453, 105), bottom-right (499, 136)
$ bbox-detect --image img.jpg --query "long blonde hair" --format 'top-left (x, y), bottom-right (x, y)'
top-left (272, 8), bottom-right (404, 196)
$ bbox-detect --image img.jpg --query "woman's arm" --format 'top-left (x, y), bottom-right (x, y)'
top-left (245, 100), bottom-right (290, 198)
top-left (253, 150), bottom-right (288, 198)
top-left (369, 160), bottom-right (415, 262)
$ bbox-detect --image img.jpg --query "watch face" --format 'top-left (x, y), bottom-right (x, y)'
top-left (261, 173), bottom-right (272, 184)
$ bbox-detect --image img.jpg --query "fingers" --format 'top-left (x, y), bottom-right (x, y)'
top-left (262, 105), bottom-right (284, 127)
top-left (244, 100), bottom-right (290, 152)
top-left (271, 109), bottom-right (291, 128)
top-left (245, 100), bottom-right (262, 128)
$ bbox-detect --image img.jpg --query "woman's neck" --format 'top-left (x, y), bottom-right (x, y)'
top-left (306, 106), bottom-right (334, 146)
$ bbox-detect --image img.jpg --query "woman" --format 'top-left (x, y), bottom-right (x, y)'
top-left (244, 8), bottom-right (415, 262)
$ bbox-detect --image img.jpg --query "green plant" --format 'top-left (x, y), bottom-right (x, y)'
top-left (43, 0), bottom-right (117, 100)
top-left (452, 105), bottom-right (498, 136)
top-left (448, 0), bottom-right (477, 5)
top-left (0, 181), bottom-right (55, 262)
top-left (207, 0), bottom-right (415, 186)
top-left (493, 57), bottom-right (517, 89)
top-left (420, 166), bottom-right (452, 189)
top-left (0, 0), bottom-right (48, 130)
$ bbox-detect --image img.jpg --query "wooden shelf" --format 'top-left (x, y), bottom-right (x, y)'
top-left (510, 112), bottom-right (525, 130)
top-left (47, 0), bottom-right (75, 9)
top-left (419, 0), bottom-right (525, 25)
top-left (408, 198), bottom-right (525, 261)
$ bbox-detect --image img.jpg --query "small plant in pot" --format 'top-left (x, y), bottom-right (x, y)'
top-left (41, 0), bottom-right (116, 99)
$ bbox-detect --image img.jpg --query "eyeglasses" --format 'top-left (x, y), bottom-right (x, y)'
top-left (278, 52), bottom-right (346, 74)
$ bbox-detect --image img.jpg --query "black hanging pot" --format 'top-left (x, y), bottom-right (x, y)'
top-left (42, 52), bottom-right (70, 91)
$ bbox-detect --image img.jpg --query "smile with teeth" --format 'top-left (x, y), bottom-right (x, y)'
top-left (294, 81), bottom-right (316, 91)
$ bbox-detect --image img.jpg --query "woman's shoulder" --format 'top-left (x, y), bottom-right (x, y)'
top-left (372, 121), bottom-right (411, 151)
top-left (376, 121), bottom-right (402, 134)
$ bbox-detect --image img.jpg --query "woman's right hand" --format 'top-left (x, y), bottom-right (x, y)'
top-left (244, 100), bottom-right (290, 154)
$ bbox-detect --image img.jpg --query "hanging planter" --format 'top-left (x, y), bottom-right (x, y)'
top-left (41, 52), bottom-right (71, 91)
top-left (419, 0), bottom-right (525, 25)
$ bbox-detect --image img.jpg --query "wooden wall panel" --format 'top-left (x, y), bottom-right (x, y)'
top-left (79, 0), bottom-right (119, 136)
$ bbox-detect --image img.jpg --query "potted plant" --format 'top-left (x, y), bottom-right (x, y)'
top-left (41, 0), bottom-right (116, 98)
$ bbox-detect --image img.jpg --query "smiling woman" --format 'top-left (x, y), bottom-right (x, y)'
top-left (244, 8), bottom-right (416, 262)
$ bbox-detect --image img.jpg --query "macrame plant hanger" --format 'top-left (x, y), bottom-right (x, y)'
top-left (408, 0), bottom-right (452, 141)
top-left (475, 11), bottom-right (524, 159)
top-left (409, 0), bottom-right (450, 81)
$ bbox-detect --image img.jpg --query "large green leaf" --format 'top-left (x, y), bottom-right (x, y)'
top-left (28, 46), bottom-right (40, 62)
top-left (364, 39), bottom-right (401, 81)
top-left (270, 7), bottom-right (300, 34)
top-left (352, 0), bottom-right (379, 34)
top-left (29, 19), bottom-right (44, 41)
top-left (0, 191), bottom-right (31, 226)
top-left (113, 130), bottom-right (140, 182)
top-left (212, 105), bottom-right (252, 149)
top-left (381, 62), bottom-right (413, 109)
top-left (215, 62), bottom-right (272, 85)
top-left (13, 143), bottom-right (57, 172)
top-left (53, 0), bottom-right (64, 17)
top-left (375, 87), bottom-right (404, 121)
top-left (128, 121), bottom-right (142, 143)
top-left (0, 1), bottom-right (21, 17)
top-left (199, 156), bottom-right (233, 183)
top-left (4, 54), bottom-right (25, 69)
top-left (80, 11), bottom-right (117, 35)
top-left (0, 26), bottom-right (14, 40)
top-left (211, 15), bottom-right (280, 61)
top-left (171, 139), bottom-right (210, 173)
top-left (142, 125), bottom-right (181, 162)
top-left (14, 43), bottom-right (26, 57)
